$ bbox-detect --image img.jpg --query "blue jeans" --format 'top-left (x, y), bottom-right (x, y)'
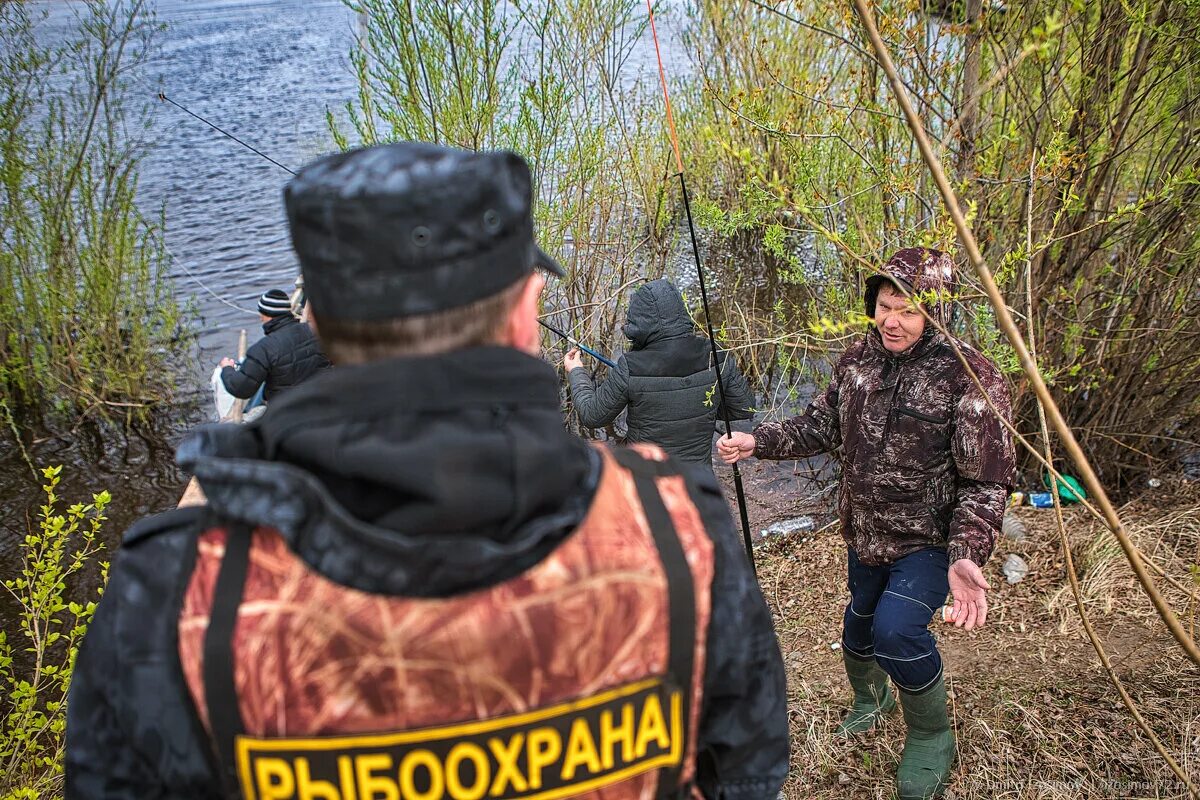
top-left (244, 383), bottom-right (266, 413)
top-left (842, 547), bottom-right (949, 693)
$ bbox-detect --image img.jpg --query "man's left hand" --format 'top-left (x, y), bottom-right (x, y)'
top-left (947, 558), bottom-right (990, 631)
top-left (219, 357), bottom-right (236, 368)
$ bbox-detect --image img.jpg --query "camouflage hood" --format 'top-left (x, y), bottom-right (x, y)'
top-left (864, 248), bottom-right (957, 331)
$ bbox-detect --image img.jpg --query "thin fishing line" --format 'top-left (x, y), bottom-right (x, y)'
top-left (144, 88), bottom-right (286, 315)
top-left (137, 211), bottom-right (257, 316)
top-left (161, 237), bottom-right (260, 317)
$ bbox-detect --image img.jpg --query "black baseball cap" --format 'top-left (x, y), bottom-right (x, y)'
top-left (284, 142), bottom-right (564, 323)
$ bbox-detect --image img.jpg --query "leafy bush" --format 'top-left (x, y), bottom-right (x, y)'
top-left (0, 0), bottom-right (187, 428)
top-left (678, 0), bottom-right (1200, 485)
top-left (0, 466), bottom-right (109, 799)
top-left (334, 0), bottom-right (671, 383)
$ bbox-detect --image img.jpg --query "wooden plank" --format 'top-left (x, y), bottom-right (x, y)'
top-left (178, 478), bottom-right (206, 507)
top-left (179, 328), bottom-right (248, 508)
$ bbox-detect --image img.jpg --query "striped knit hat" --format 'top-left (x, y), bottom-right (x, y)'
top-left (257, 288), bottom-right (292, 317)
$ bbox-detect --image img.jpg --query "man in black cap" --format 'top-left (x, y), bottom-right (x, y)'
top-left (217, 287), bottom-right (329, 409)
top-left (65, 142), bottom-right (789, 800)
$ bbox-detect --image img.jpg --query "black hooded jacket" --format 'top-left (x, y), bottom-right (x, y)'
top-left (219, 314), bottom-right (330, 401)
top-left (568, 280), bottom-right (754, 464)
top-left (65, 347), bottom-right (788, 800)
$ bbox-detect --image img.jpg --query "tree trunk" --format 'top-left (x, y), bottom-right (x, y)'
top-left (956, 0), bottom-right (983, 199)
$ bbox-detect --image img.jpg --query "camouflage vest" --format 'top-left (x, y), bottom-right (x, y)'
top-left (178, 445), bottom-right (714, 800)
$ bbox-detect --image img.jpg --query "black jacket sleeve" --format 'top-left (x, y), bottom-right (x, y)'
top-left (683, 465), bottom-right (789, 800)
top-left (220, 338), bottom-right (270, 399)
top-left (567, 359), bottom-right (630, 429)
top-left (65, 574), bottom-right (165, 797)
top-left (65, 509), bottom-right (223, 800)
top-left (715, 352), bottom-right (755, 423)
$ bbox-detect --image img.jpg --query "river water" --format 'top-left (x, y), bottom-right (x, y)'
top-left (1, 1), bottom-right (360, 629)
top-left (111, 0), bottom-right (362, 351)
top-left (30, 0), bottom-right (693, 354)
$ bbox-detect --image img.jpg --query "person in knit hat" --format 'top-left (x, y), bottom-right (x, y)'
top-left (218, 287), bottom-right (330, 406)
top-left (720, 247), bottom-right (1015, 800)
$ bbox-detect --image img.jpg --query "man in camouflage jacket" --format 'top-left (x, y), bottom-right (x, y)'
top-left (719, 247), bottom-right (1015, 800)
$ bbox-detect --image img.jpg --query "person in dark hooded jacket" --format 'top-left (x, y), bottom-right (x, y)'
top-left (719, 248), bottom-right (1015, 800)
top-left (65, 143), bottom-right (788, 800)
top-left (218, 288), bottom-right (330, 403)
top-left (564, 278), bottom-right (754, 465)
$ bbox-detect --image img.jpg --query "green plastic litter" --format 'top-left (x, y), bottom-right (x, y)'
top-left (1043, 472), bottom-right (1086, 503)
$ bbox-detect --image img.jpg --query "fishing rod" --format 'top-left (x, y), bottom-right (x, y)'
top-left (156, 92), bottom-right (297, 175)
top-left (538, 319), bottom-right (617, 369)
top-left (644, 0), bottom-right (756, 573)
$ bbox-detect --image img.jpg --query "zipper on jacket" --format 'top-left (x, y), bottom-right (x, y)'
top-left (895, 405), bottom-right (949, 425)
top-left (881, 359), bottom-right (900, 443)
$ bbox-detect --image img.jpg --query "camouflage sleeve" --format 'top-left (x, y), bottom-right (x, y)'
top-left (947, 480), bottom-right (1008, 567)
top-left (751, 356), bottom-right (844, 461)
top-left (947, 354), bottom-right (1016, 566)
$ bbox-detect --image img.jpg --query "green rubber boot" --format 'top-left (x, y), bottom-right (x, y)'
top-left (836, 651), bottom-right (896, 735)
top-left (896, 676), bottom-right (956, 800)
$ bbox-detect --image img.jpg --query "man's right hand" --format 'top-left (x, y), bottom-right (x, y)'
top-left (717, 432), bottom-right (756, 464)
top-left (219, 357), bottom-right (236, 368)
top-left (563, 348), bottom-right (584, 372)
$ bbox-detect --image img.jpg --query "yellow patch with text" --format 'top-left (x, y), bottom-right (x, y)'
top-left (236, 678), bottom-right (682, 800)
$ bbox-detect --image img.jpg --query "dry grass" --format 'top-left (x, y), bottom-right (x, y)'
top-left (722, 466), bottom-right (1200, 799)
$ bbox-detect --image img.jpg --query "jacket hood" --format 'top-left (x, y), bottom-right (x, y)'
top-left (622, 279), bottom-right (695, 349)
top-left (177, 347), bottom-right (599, 596)
top-left (864, 247), bottom-right (957, 330)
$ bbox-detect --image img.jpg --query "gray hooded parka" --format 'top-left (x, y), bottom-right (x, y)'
top-left (568, 279), bottom-right (754, 464)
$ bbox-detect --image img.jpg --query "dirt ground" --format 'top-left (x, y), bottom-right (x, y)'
top-left (714, 460), bottom-right (1200, 800)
